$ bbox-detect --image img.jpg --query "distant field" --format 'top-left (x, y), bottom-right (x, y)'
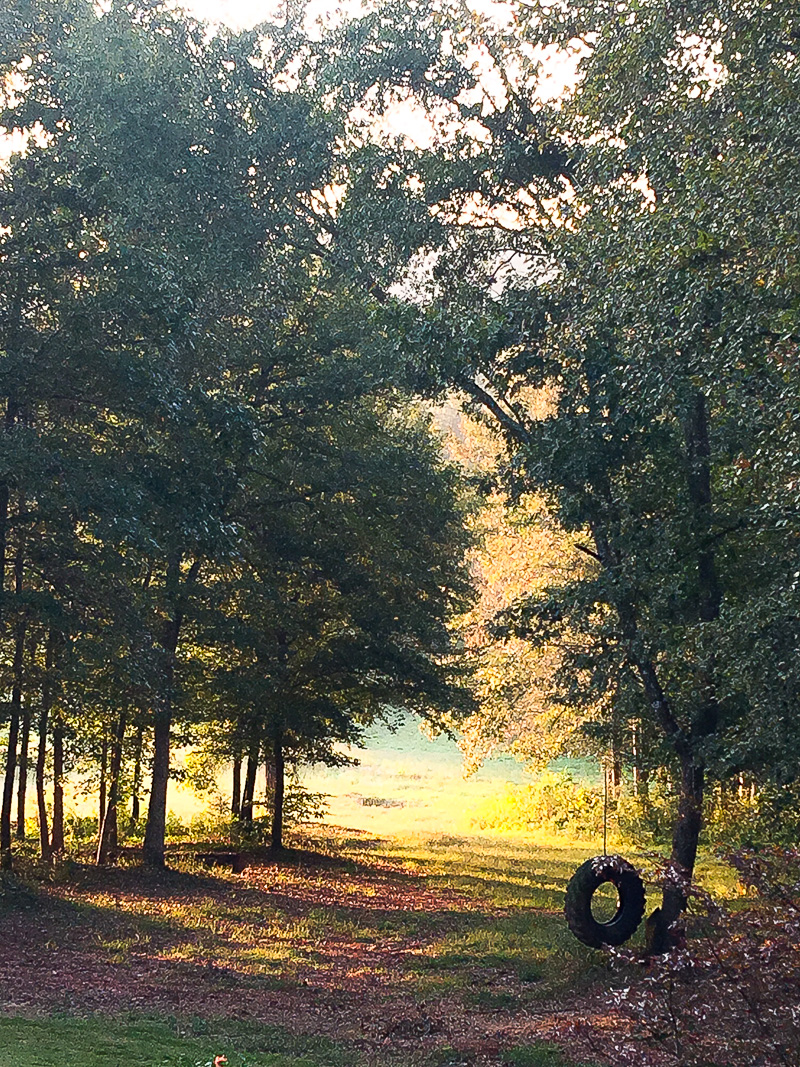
top-left (301, 715), bottom-right (599, 838)
top-left (54, 714), bottom-right (599, 837)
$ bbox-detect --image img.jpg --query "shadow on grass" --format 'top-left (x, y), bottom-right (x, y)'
top-left (0, 829), bottom-right (609, 1059)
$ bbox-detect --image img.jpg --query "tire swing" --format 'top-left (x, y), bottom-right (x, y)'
top-left (563, 764), bottom-right (646, 949)
top-left (564, 854), bottom-right (646, 948)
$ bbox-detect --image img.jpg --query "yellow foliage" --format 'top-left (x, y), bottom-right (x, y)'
top-left (435, 404), bottom-right (600, 771)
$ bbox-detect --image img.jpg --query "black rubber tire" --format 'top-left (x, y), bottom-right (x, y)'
top-left (564, 855), bottom-right (646, 948)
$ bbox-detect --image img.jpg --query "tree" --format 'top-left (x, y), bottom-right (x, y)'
top-left (193, 398), bottom-right (475, 850)
top-left (333, 0), bottom-right (800, 944)
top-left (437, 407), bottom-right (604, 775)
top-left (0, 0), bottom-right (476, 867)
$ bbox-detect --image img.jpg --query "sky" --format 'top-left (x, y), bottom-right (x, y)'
top-left (182, 0), bottom-right (284, 29)
top-left (0, 0), bottom-right (580, 164)
top-left (180, 0), bottom-right (581, 106)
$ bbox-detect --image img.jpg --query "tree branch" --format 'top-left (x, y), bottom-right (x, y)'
top-left (589, 517), bottom-right (691, 757)
top-left (574, 542), bottom-right (601, 563)
top-left (459, 377), bottom-right (532, 447)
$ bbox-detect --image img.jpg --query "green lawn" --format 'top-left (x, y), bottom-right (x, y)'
top-left (0, 1016), bottom-right (589, 1067)
top-left (0, 1016), bottom-right (354, 1067)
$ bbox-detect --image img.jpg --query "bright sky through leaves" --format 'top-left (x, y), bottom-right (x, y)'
top-left (182, 0), bottom-right (285, 29)
top-left (180, 0), bottom-right (580, 100)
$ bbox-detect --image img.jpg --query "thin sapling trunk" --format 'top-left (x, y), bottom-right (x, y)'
top-left (1, 530), bottom-right (26, 868)
top-left (51, 718), bottom-right (64, 855)
top-left (98, 736), bottom-right (108, 837)
top-left (270, 726), bottom-right (285, 853)
top-left (129, 724), bottom-right (143, 832)
top-left (240, 737), bottom-right (259, 825)
top-left (15, 703), bottom-right (30, 839)
top-left (231, 756), bottom-right (241, 819)
top-left (36, 633), bottom-right (56, 865)
top-left (97, 712), bottom-right (126, 865)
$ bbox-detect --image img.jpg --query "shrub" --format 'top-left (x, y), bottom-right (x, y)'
top-left (616, 780), bottom-right (677, 846)
top-left (618, 778), bottom-right (800, 850)
top-left (478, 769), bottom-right (800, 853)
top-left (164, 811), bottom-right (192, 841)
top-left (573, 849), bottom-right (800, 1066)
top-left (234, 778), bottom-right (329, 845)
top-left (64, 813), bottom-right (98, 848)
top-left (475, 773), bottom-right (604, 838)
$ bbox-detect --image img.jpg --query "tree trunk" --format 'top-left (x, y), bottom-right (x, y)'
top-left (0, 479), bottom-right (7, 621)
top-left (646, 754), bottom-right (705, 954)
top-left (98, 735), bottom-right (108, 836)
top-left (608, 749), bottom-right (622, 798)
top-left (647, 391), bottom-right (721, 953)
top-left (143, 702), bottom-right (172, 867)
top-left (684, 391), bottom-right (721, 628)
top-left (143, 555), bottom-right (201, 867)
top-left (240, 737), bottom-right (260, 825)
top-left (36, 703), bottom-right (51, 867)
top-left (17, 614), bottom-right (36, 843)
top-left (143, 563), bottom-right (179, 869)
top-left (0, 705), bottom-right (20, 870)
top-left (129, 724), bottom-right (143, 832)
top-left (51, 719), bottom-right (64, 854)
top-left (97, 713), bottom-right (126, 865)
top-left (270, 726), bottom-right (285, 853)
top-left (15, 704), bottom-right (31, 840)
top-left (36, 633), bottom-right (56, 865)
top-left (0, 472), bottom-right (7, 863)
top-left (0, 472), bottom-right (9, 866)
top-left (231, 757), bottom-right (241, 819)
top-left (1, 537), bottom-right (26, 869)
top-left (591, 517), bottom-right (705, 952)
top-left (265, 757), bottom-right (276, 803)
top-left (666, 755), bottom-right (704, 915)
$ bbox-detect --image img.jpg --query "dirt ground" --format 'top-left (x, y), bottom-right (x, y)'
top-left (0, 834), bottom-right (624, 1065)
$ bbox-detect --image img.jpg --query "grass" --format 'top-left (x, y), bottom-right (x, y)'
top-left (364, 832), bottom-right (613, 999)
top-left (0, 1012), bottom-right (594, 1067)
top-left (503, 1044), bottom-right (596, 1067)
top-left (1, 826), bottom-right (740, 1067)
top-left (0, 1015), bottom-right (358, 1067)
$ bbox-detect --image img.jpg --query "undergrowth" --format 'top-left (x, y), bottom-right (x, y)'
top-left (473, 772), bottom-right (800, 851)
top-left (574, 849), bottom-right (800, 1067)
